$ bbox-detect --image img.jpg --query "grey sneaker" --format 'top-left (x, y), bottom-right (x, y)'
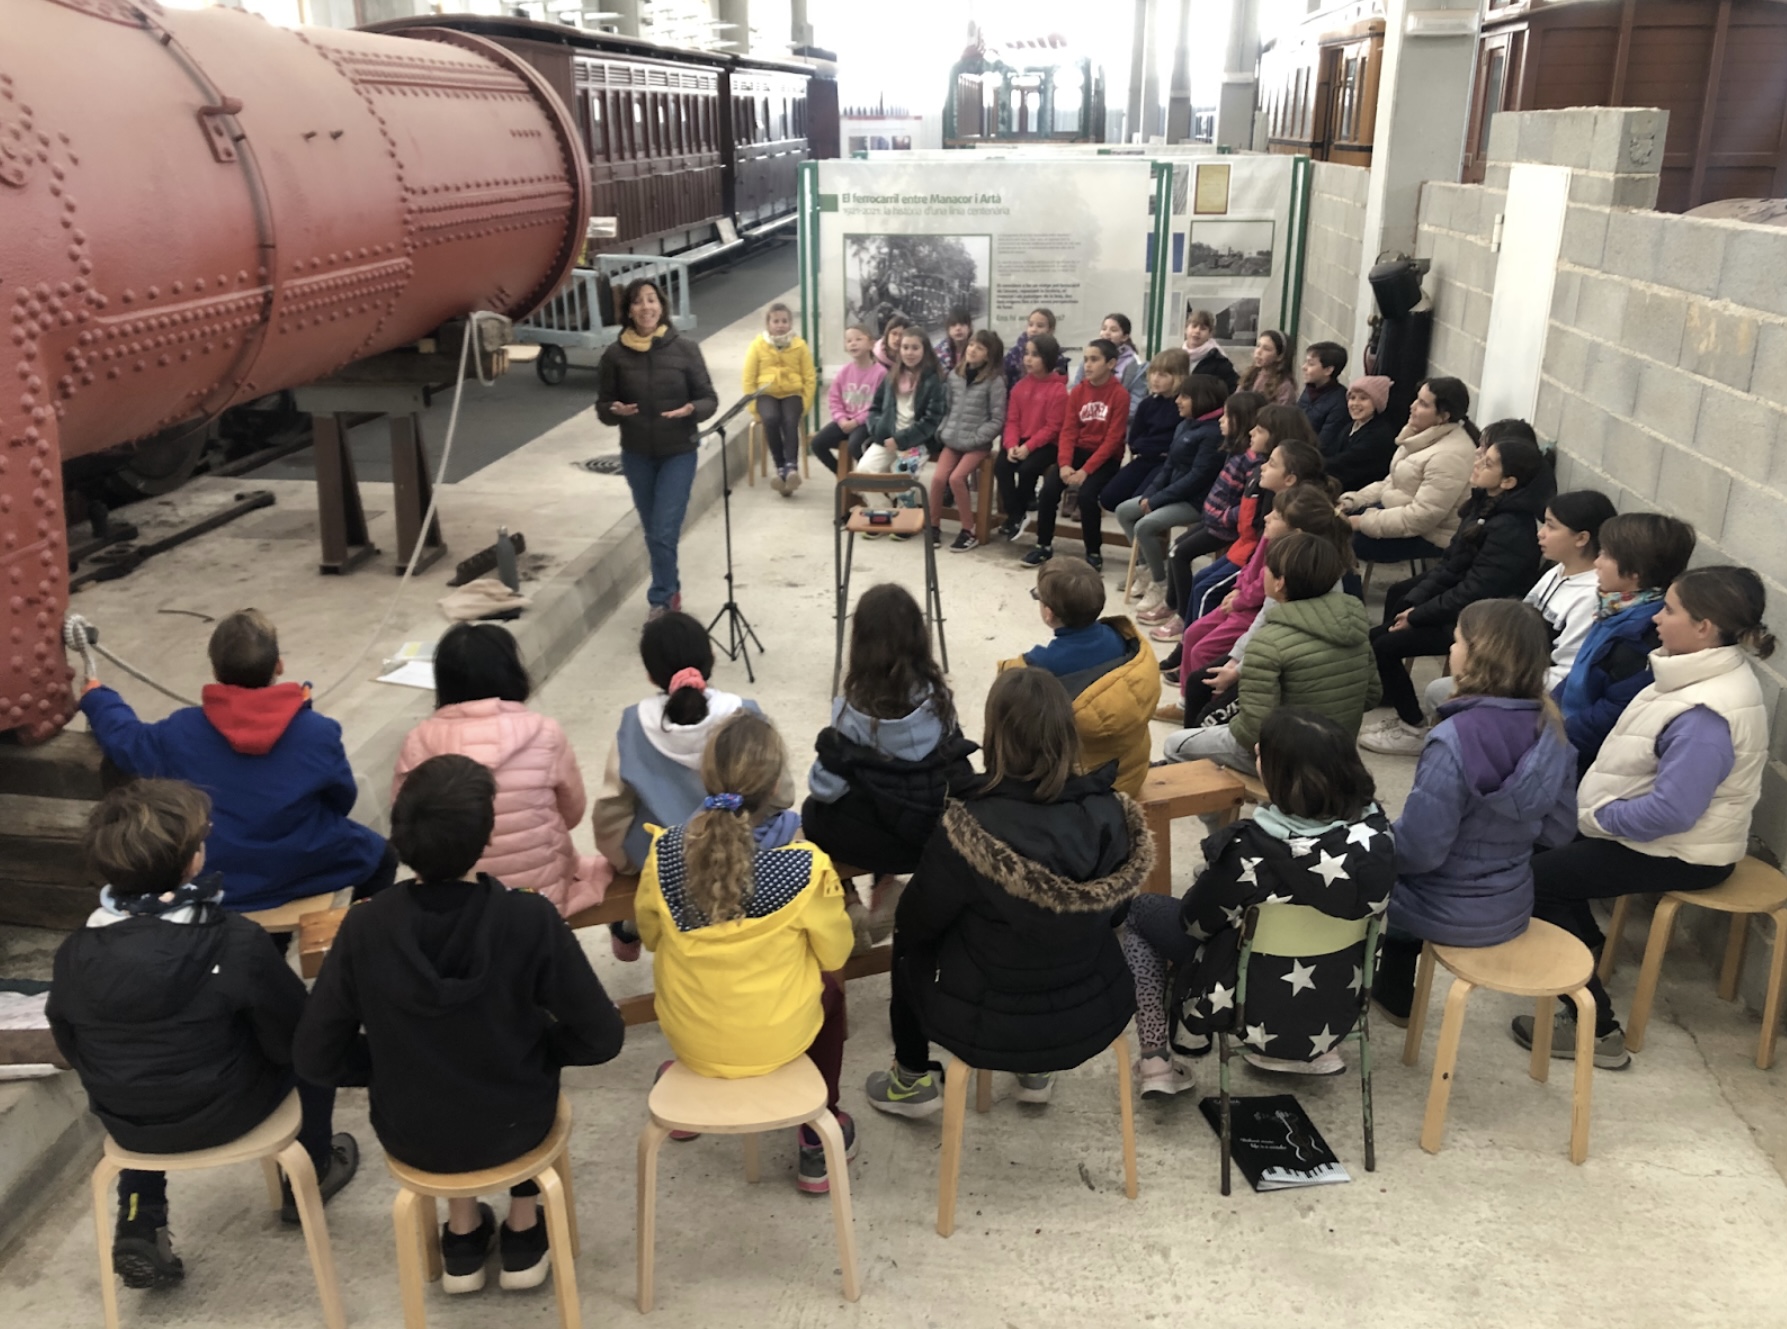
top-left (796, 1110), bottom-right (859, 1195)
top-left (281, 1132), bottom-right (359, 1225)
top-left (782, 466), bottom-right (802, 494)
top-left (1510, 1013), bottom-right (1631, 1070)
top-left (1014, 1072), bottom-right (1055, 1104)
top-left (864, 1064), bottom-right (942, 1118)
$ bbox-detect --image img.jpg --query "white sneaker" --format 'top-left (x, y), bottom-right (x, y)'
top-left (1243, 1049), bottom-right (1346, 1076)
top-left (1359, 719), bottom-right (1429, 756)
top-left (1135, 582), bottom-right (1166, 615)
top-left (1136, 1054), bottom-right (1195, 1098)
top-left (1126, 565), bottom-right (1154, 597)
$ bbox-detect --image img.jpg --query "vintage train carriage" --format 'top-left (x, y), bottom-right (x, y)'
top-left (1259, 13), bottom-right (1385, 167)
top-left (730, 63), bottom-right (812, 232)
top-left (365, 15), bottom-right (833, 257)
top-left (1463, 0), bottom-right (1787, 211)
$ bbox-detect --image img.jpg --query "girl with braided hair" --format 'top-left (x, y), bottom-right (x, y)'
top-left (636, 712), bottom-right (857, 1194)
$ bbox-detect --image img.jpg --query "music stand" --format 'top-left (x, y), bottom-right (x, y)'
top-left (701, 391), bottom-right (766, 682)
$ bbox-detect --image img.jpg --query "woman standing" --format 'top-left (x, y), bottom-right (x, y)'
top-left (597, 278), bottom-right (718, 621)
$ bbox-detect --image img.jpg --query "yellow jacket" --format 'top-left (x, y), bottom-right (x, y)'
top-left (637, 822), bottom-right (853, 1078)
top-left (743, 334), bottom-right (816, 412)
top-left (999, 616), bottom-right (1160, 798)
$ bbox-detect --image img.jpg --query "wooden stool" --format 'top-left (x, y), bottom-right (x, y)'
top-left (242, 891), bottom-right (339, 932)
top-left (937, 1032), bottom-right (1137, 1236)
top-left (1619, 858), bottom-right (1787, 1069)
top-left (1122, 540), bottom-right (1142, 604)
top-left (90, 1090), bottom-right (344, 1329)
top-left (747, 415), bottom-right (811, 485)
top-left (387, 1093), bottom-right (580, 1329)
top-left (1138, 760), bottom-right (1248, 894)
top-left (1402, 919), bottom-right (1597, 1163)
top-left (637, 1058), bottom-right (859, 1311)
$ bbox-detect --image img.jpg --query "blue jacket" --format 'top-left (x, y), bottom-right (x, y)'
top-left (1389, 697), bottom-right (1578, 947)
top-left (79, 684), bottom-right (386, 912)
top-left (1301, 381), bottom-right (1351, 455)
top-left (1023, 622), bottom-right (1126, 676)
top-left (1143, 413), bottom-right (1226, 512)
top-left (1556, 598), bottom-right (1663, 772)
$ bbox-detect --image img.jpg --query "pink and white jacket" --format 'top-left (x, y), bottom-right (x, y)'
top-left (393, 699), bottom-right (610, 917)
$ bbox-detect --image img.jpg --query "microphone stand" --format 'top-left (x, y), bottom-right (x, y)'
top-left (700, 392), bottom-right (766, 682)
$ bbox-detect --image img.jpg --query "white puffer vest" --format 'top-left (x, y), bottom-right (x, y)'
top-left (1577, 645), bottom-right (1768, 865)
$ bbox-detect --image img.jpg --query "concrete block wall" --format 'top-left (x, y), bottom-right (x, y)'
top-left (1388, 105), bottom-right (1787, 1009)
top-left (1301, 161), bottom-right (1370, 359)
top-left (1412, 177), bottom-right (1503, 398)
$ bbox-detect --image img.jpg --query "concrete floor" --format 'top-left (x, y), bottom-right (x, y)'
top-left (9, 276), bottom-right (1787, 1324)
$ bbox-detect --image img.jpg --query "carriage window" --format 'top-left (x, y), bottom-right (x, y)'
top-left (588, 91), bottom-right (606, 160)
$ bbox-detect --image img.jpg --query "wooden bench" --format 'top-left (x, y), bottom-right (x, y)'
top-left (299, 770), bottom-right (1245, 1019)
top-left (1139, 761), bottom-right (1250, 894)
top-left (837, 447), bottom-right (1131, 555)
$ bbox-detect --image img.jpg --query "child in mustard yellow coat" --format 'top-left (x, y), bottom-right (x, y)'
top-left (637, 711), bottom-right (855, 1194)
top-left (742, 302), bottom-right (817, 495)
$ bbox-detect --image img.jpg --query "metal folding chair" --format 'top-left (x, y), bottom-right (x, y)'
top-left (1216, 904), bottom-right (1381, 1195)
top-left (832, 471), bottom-right (948, 693)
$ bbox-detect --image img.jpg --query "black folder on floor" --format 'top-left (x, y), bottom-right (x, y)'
top-left (1199, 1094), bottom-right (1351, 1191)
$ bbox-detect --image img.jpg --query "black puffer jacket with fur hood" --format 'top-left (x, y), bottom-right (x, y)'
top-left (895, 764), bottom-right (1150, 1071)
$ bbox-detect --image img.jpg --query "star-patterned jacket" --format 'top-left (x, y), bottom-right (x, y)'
top-left (1171, 804), bottom-right (1396, 1058)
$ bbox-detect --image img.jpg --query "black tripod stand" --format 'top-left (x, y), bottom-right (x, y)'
top-left (703, 392), bottom-right (765, 682)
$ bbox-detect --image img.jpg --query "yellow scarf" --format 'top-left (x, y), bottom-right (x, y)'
top-left (620, 324), bottom-right (669, 353)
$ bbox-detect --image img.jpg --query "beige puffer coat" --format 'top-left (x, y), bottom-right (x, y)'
top-left (1340, 419), bottom-right (1476, 546)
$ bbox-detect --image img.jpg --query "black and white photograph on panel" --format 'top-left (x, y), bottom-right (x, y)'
top-left (844, 233), bottom-right (991, 336)
top-left (1186, 220), bottom-right (1275, 278)
top-left (1210, 296), bottom-right (1262, 343)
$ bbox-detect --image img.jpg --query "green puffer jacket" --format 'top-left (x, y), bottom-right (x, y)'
top-left (1230, 591), bottom-right (1380, 749)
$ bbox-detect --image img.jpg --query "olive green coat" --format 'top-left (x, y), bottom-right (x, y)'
top-left (1230, 592), bottom-right (1380, 750)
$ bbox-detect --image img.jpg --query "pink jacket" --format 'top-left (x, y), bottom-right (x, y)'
top-left (1181, 535), bottom-right (1271, 684)
top-left (393, 699), bottom-right (610, 917)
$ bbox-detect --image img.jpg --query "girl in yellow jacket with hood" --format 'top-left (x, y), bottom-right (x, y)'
top-left (743, 302), bottom-right (817, 496)
top-left (637, 710), bottom-right (856, 1194)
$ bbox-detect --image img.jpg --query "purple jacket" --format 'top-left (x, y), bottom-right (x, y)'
top-left (1390, 696), bottom-right (1578, 947)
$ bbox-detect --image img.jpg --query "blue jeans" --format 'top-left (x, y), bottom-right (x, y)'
top-left (621, 448), bottom-right (699, 609)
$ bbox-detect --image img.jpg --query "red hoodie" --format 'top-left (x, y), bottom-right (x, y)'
top-left (202, 682), bottom-right (310, 755)
top-left (1058, 375), bottom-right (1130, 472)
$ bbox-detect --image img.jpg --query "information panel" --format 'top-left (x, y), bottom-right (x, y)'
top-left (809, 158), bottom-right (1159, 370)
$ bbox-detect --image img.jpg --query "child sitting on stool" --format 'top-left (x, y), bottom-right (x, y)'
top-left (1003, 558), bottom-right (1159, 798)
top-left (638, 712), bottom-right (857, 1194)
top-left (78, 608), bottom-right (395, 918)
top-left (49, 780), bottom-right (359, 1290)
top-left (296, 756), bottom-right (624, 1295)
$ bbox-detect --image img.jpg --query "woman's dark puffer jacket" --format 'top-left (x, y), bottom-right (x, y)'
top-left (595, 323), bottom-right (718, 458)
top-left (1401, 470), bottom-right (1556, 630)
top-left (894, 765), bottom-right (1149, 1072)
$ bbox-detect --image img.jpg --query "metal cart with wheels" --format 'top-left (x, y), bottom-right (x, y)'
top-left (514, 254), bottom-right (695, 384)
top-left (832, 471), bottom-right (949, 693)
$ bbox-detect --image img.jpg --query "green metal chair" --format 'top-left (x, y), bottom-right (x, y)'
top-left (1216, 904), bottom-right (1381, 1195)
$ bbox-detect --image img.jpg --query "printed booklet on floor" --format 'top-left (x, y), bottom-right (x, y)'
top-left (1198, 1094), bottom-right (1351, 1191)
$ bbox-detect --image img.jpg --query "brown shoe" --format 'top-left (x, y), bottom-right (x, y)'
top-left (1153, 702), bottom-right (1184, 724)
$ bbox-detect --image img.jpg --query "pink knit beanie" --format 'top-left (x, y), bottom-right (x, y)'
top-left (1349, 375), bottom-right (1392, 415)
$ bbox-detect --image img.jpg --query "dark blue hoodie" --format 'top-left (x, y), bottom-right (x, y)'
top-left (1389, 696), bottom-right (1578, 947)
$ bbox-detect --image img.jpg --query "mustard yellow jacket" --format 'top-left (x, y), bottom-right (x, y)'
top-left (637, 822), bottom-right (853, 1078)
top-left (999, 617), bottom-right (1160, 798)
top-left (743, 334), bottom-right (816, 412)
